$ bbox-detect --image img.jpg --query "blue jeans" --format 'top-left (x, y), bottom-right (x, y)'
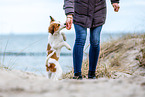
top-left (73, 24), bottom-right (102, 74)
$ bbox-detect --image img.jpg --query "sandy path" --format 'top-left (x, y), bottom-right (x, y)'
top-left (0, 70), bottom-right (145, 97)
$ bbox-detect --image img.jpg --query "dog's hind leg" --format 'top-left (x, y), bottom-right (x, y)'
top-left (48, 72), bottom-right (52, 79)
top-left (50, 73), bottom-right (58, 80)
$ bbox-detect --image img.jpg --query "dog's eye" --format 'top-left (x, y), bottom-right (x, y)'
top-left (57, 24), bottom-right (60, 26)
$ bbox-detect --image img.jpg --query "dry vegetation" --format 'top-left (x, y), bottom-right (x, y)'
top-left (63, 34), bottom-right (145, 79)
top-left (0, 62), bottom-right (9, 70)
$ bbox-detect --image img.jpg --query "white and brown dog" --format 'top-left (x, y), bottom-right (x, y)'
top-left (45, 16), bottom-right (71, 80)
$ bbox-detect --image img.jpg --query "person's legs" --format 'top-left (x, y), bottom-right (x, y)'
top-left (89, 25), bottom-right (102, 78)
top-left (73, 24), bottom-right (87, 77)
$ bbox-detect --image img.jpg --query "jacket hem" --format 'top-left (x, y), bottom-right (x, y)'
top-left (73, 22), bottom-right (104, 28)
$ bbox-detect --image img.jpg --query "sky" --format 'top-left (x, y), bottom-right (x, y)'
top-left (0, 0), bottom-right (145, 34)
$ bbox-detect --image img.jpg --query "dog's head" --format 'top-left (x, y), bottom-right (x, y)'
top-left (48, 16), bottom-right (66, 35)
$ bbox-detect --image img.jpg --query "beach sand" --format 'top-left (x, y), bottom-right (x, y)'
top-left (0, 69), bottom-right (145, 97)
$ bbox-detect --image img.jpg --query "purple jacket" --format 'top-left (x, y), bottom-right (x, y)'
top-left (64, 0), bottom-right (119, 28)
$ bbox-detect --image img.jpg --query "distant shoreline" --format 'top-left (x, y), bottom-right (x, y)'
top-left (0, 52), bottom-right (72, 56)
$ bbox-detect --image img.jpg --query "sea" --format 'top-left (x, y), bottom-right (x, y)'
top-left (0, 32), bottom-right (125, 75)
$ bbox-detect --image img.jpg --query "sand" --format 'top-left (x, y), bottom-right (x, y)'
top-left (0, 69), bottom-right (145, 97)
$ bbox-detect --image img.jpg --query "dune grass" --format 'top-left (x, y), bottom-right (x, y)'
top-left (0, 39), bottom-right (9, 70)
top-left (63, 33), bottom-right (145, 79)
top-left (136, 45), bottom-right (145, 68)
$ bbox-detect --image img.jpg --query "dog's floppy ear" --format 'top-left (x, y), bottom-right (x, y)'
top-left (50, 16), bottom-right (55, 23)
top-left (48, 24), bottom-right (55, 35)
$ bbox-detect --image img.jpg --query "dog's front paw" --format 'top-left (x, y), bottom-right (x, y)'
top-left (67, 46), bottom-right (71, 50)
top-left (68, 48), bottom-right (71, 50)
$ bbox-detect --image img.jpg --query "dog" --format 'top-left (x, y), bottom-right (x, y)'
top-left (45, 16), bottom-right (71, 80)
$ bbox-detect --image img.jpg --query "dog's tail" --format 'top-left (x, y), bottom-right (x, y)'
top-left (45, 50), bottom-right (56, 66)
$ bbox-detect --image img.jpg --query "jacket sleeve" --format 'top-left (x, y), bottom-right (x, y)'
top-left (63, 0), bottom-right (74, 15)
top-left (111, 0), bottom-right (119, 4)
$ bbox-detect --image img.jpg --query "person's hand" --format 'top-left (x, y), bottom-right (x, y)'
top-left (66, 14), bottom-right (73, 30)
top-left (112, 3), bottom-right (120, 12)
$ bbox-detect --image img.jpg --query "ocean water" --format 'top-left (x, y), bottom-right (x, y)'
top-left (0, 33), bottom-right (124, 75)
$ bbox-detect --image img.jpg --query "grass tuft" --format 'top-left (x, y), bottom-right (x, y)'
top-left (109, 54), bottom-right (121, 67)
top-left (95, 63), bottom-right (112, 78)
top-left (136, 48), bottom-right (145, 68)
